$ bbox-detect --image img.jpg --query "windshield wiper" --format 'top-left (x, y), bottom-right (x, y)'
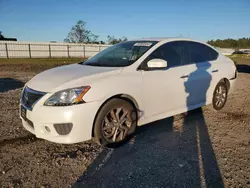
top-left (78, 62), bottom-right (102, 66)
top-left (78, 61), bottom-right (85, 65)
top-left (79, 62), bottom-right (129, 67)
top-left (84, 63), bottom-right (105, 67)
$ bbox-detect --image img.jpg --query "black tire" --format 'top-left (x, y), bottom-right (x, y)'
top-left (212, 81), bottom-right (228, 111)
top-left (93, 98), bottom-right (137, 146)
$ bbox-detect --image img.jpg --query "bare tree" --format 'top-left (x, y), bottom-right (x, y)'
top-left (64, 20), bottom-right (99, 43)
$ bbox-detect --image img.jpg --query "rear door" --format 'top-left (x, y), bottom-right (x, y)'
top-left (182, 41), bottom-right (219, 108)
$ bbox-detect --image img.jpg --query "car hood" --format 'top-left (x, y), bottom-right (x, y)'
top-left (27, 64), bottom-right (122, 92)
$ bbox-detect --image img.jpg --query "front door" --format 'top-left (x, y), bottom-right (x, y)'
top-left (141, 41), bottom-right (188, 118)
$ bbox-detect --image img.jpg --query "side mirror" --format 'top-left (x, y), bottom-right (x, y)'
top-left (147, 59), bottom-right (168, 69)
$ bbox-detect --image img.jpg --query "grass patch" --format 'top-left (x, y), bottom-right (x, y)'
top-left (228, 56), bottom-right (250, 65)
top-left (0, 58), bottom-right (87, 73)
top-left (0, 56), bottom-right (250, 73)
top-left (0, 58), bottom-right (85, 65)
top-left (227, 54), bottom-right (250, 59)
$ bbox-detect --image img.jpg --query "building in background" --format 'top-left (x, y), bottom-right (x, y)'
top-left (215, 47), bottom-right (234, 55)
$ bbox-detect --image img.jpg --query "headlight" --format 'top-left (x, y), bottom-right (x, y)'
top-left (44, 86), bottom-right (91, 106)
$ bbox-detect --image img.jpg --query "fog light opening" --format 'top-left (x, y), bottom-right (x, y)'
top-left (53, 123), bottom-right (73, 135)
top-left (45, 126), bottom-right (51, 132)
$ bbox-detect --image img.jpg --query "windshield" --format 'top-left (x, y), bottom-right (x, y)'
top-left (82, 41), bottom-right (157, 67)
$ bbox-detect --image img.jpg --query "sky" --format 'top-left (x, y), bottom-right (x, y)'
top-left (0, 0), bottom-right (250, 42)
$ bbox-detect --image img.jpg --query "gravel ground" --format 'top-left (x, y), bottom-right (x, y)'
top-left (0, 60), bottom-right (250, 188)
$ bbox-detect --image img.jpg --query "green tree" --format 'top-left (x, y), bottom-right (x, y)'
top-left (207, 38), bottom-right (250, 49)
top-left (107, 35), bottom-right (128, 44)
top-left (64, 20), bottom-right (99, 43)
top-left (0, 31), bottom-right (4, 39)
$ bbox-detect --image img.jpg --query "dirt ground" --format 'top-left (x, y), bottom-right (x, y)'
top-left (0, 58), bottom-right (250, 188)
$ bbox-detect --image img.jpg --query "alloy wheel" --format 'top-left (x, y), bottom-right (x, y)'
top-left (101, 107), bottom-right (132, 142)
top-left (214, 85), bottom-right (227, 108)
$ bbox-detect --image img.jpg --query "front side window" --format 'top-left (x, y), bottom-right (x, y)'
top-left (183, 41), bottom-right (218, 65)
top-left (81, 41), bottom-right (157, 67)
top-left (145, 41), bottom-right (182, 68)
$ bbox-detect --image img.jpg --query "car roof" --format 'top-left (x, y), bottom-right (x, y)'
top-left (128, 37), bottom-right (219, 52)
top-left (131, 37), bottom-right (194, 42)
top-left (130, 38), bottom-right (213, 46)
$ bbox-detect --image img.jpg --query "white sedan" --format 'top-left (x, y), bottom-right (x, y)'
top-left (20, 38), bottom-right (237, 146)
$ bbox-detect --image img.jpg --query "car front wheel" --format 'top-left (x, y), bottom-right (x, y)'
top-left (93, 98), bottom-right (137, 146)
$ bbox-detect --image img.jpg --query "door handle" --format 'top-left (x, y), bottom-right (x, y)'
top-left (212, 69), bottom-right (219, 73)
top-left (180, 75), bottom-right (189, 78)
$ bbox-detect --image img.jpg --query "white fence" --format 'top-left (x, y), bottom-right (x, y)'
top-left (1, 41), bottom-right (249, 58)
top-left (0, 41), bottom-right (111, 58)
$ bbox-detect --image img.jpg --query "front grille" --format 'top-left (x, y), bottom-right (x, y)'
top-left (21, 87), bottom-right (46, 110)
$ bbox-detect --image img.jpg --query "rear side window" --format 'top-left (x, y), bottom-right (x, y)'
top-left (183, 41), bottom-right (218, 65)
top-left (146, 41), bottom-right (182, 68)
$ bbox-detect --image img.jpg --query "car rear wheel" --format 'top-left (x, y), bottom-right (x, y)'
top-left (93, 98), bottom-right (137, 146)
top-left (212, 81), bottom-right (228, 111)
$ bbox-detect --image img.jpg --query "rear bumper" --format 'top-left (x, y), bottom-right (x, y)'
top-left (20, 100), bottom-right (101, 144)
top-left (228, 77), bottom-right (237, 94)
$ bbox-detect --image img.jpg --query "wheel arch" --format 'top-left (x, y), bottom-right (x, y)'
top-left (218, 78), bottom-right (230, 91)
top-left (223, 78), bottom-right (230, 91)
top-left (91, 94), bottom-right (140, 137)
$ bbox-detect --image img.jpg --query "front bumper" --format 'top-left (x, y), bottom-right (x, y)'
top-left (20, 100), bottom-right (101, 144)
